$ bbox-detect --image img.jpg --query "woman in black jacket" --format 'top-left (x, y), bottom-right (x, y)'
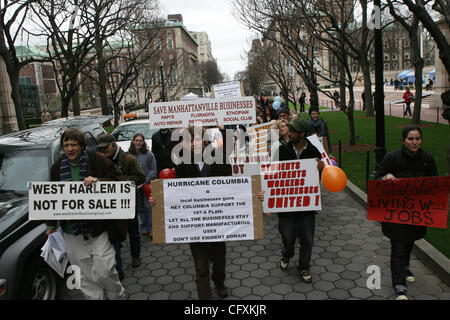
top-left (374, 125), bottom-right (438, 300)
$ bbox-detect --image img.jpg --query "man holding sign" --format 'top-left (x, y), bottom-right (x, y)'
top-left (372, 125), bottom-right (438, 300)
top-left (271, 118), bottom-right (324, 283)
top-left (45, 129), bottom-right (126, 300)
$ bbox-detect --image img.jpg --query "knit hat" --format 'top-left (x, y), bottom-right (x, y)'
top-left (278, 104), bottom-right (290, 116)
top-left (97, 134), bottom-right (116, 148)
top-left (288, 117), bottom-right (311, 133)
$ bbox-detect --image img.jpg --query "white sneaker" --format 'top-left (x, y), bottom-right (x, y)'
top-left (280, 258), bottom-right (289, 270)
top-left (395, 294), bottom-right (408, 300)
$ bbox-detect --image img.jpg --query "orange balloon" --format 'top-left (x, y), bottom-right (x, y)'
top-left (321, 165), bottom-right (347, 192)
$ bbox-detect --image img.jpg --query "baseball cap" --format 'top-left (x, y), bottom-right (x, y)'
top-left (288, 117), bottom-right (311, 133)
top-left (97, 134), bottom-right (116, 148)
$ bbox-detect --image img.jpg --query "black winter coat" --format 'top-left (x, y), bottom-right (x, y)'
top-left (374, 146), bottom-right (438, 242)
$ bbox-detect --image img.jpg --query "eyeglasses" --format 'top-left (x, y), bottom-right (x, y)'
top-left (406, 137), bottom-right (422, 141)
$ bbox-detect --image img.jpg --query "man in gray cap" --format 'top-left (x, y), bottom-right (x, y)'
top-left (270, 118), bottom-right (324, 283)
top-left (97, 134), bottom-right (146, 280)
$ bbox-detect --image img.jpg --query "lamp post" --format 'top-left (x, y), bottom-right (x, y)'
top-left (374, 0), bottom-right (386, 169)
top-left (158, 58), bottom-right (166, 102)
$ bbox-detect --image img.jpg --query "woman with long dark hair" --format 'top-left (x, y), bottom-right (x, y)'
top-left (129, 133), bottom-right (157, 237)
top-left (374, 125), bottom-right (438, 300)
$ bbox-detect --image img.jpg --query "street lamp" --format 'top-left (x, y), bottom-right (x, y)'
top-left (158, 58), bottom-right (166, 102)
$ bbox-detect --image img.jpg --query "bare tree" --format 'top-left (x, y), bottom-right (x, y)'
top-left (0, 0), bottom-right (45, 130)
top-left (396, 0), bottom-right (450, 79)
top-left (30, 0), bottom-right (98, 117)
top-left (386, 0), bottom-right (426, 124)
top-left (198, 60), bottom-right (224, 92)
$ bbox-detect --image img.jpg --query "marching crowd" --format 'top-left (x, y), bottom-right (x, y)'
top-left (44, 93), bottom-right (438, 301)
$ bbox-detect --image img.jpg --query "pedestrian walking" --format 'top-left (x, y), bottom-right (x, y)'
top-left (299, 92), bottom-right (306, 113)
top-left (333, 90), bottom-right (340, 109)
top-left (128, 133), bottom-right (157, 238)
top-left (270, 118), bottom-right (324, 283)
top-left (403, 87), bottom-right (414, 117)
top-left (373, 125), bottom-right (438, 300)
top-left (41, 108), bottom-right (51, 124)
top-left (97, 134), bottom-right (146, 280)
top-left (46, 128), bottom-right (126, 300)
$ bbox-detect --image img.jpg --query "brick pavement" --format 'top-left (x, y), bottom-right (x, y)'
top-left (61, 187), bottom-right (450, 300)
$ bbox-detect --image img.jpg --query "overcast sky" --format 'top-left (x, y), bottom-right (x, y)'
top-left (159, 0), bottom-right (257, 79)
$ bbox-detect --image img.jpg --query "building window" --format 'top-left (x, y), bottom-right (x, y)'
top-left (392, 54), bottom-right (397, 60)
top-left (144, 69), bottom-right (152, 86)
top-left (169, 55), bottom-right (175, 65)
top-left (384, 63), bottom-right (389, 71)
top-left (154, 39), bottom-right (161, 50)
top-left (384, 54), bottom-right (389, 61)
top-left (392, 62), bottom-right (397, 70)
top-left (167, 38), bottom-right (173, 49)
top-left (169, 70), bottom-right (176, 84)
top-left (404, 61), bottom-right (410, 68)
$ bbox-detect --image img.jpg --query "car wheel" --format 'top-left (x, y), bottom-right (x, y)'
top-left (19, 255), bottom-right (61, 300)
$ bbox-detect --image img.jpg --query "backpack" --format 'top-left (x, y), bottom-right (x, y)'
top-left (86, 148), bottom-right (128, 243)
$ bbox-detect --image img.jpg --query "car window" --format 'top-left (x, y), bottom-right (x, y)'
top-left (0, 149), bottom-right (49, 192)
top-left (84, 132), bottom-right (97, 148)
top-left (113, 124), bottom-right (159, 141)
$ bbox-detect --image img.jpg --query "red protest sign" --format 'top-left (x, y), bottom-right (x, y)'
top-left (367, 176), bottom-right (450, 229)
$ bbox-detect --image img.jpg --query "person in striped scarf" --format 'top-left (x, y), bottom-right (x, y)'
top-left (46, 128), bottom-right (126, 300)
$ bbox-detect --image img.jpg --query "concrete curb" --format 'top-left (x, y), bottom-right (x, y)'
top-left (344, 179), bottom-right (450, 287)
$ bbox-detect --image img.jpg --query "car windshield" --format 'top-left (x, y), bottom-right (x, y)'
top-left (0, 149), bottom-right (49, 192)
top-left (113, 124), bottom-right (159, 141)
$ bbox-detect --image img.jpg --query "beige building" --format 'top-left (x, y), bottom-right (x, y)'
top-left (189, 31), bottom-right (214, 63)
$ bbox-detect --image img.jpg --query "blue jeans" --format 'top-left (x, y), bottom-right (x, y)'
top-left (277, 212), bottom-right (316, 270)
top-left (137, 189), bottom-right (152, 233)
top-left (113, 215), bottom-right (140, 273)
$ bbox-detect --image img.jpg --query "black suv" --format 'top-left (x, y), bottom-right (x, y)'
top-left (0, 116), bottom-right (111, 300)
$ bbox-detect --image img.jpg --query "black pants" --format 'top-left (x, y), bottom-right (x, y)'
top-left (189, 242), bottom-right (226, 300)
top-left (404, 102), bottom-right (412, 116)
top-left (390, 240), bottom-right (414, 287)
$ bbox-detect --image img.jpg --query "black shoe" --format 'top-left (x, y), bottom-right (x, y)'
top-left (118, 271), bottom-right (125, 281)
top-left (215, 283), bottom-right (229, 298)
top-left (300, 269), bottom-right (312, 283)
top-left (132, 257), bottom-right (141, 268)
top-left (280, 257), bottom-right (289, 270)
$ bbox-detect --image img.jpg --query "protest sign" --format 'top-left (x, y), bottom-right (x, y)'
top-left (28, 181), bottom-right (135, 220)
top-left (261, 159), bottom-right (321, 213)
top-left (148, 96), bottom-right (256, 128)
top-left (211, 81), bottom-right (243, 98)
top-left (307, 134), bottom-right (332, 166)
top-left (367, 176), bottom-right (450, 228)
top-left (151, 176), bottom-right (263, 244)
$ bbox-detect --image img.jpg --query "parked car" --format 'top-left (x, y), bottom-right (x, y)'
top-left (0, 116), bottom-right (111, 300)
top-left (111, 119), bottom-right (159, 151)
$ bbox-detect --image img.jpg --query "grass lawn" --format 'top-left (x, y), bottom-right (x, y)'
top-left (104, 126), bottom-right (114, 134)
top-left (306, 109), bottom-right (449, 258)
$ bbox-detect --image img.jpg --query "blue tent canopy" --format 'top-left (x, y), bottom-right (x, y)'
top-left (429, 69), bottom-right (435, 80)
top-left (398, 70), bottom-right (413, 78)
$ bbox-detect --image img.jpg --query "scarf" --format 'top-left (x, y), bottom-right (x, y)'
top-left (60, 150), bottom-right (90, 240)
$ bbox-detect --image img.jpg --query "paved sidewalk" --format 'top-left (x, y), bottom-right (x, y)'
top-left (61, 186), bottom-right (450, 300)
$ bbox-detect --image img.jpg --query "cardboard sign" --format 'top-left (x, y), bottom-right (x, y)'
top-left (261, 159), bottom-right (321, 213)
top-left (151, 176), bottom-right (263, 244)
top-left (28, 181), bottom-right (135, 220)
top-left (211, 81), bottom-right (243, 98)
top-left (367, 176), bottom-right (450, 228)
top-left (148, 96), bottom-right (256, 128)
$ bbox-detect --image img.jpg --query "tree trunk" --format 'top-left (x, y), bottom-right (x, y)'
top-left (8, 71), bottom-right (26, 130)
top-left (411, 30), bottom-right (424, 124)
top-left (114, 103), bottom-right (120, 127)
top-left (72, 81), bottom-right (80, 116)
top-left (61, 95), bottom-right (71, 118)
top-left (361, 62), bottom-right (374, 116)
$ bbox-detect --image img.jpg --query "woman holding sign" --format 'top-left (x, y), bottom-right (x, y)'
top-left (374, 125), bottom-right (438, 300)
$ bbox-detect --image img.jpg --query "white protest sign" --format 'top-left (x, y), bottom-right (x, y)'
top-left (148, 96), bottom-right (256, 129)
top-left (307, 134), bottom-right (332, 166)
top-left (28, 181), bottom-right (135, 220)
top-left (260, 159), bottom-right (321, 213)
top-left (163, 176), bottom-right (254, 243)
top-left (212, 81), bottom-right (242, 98)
